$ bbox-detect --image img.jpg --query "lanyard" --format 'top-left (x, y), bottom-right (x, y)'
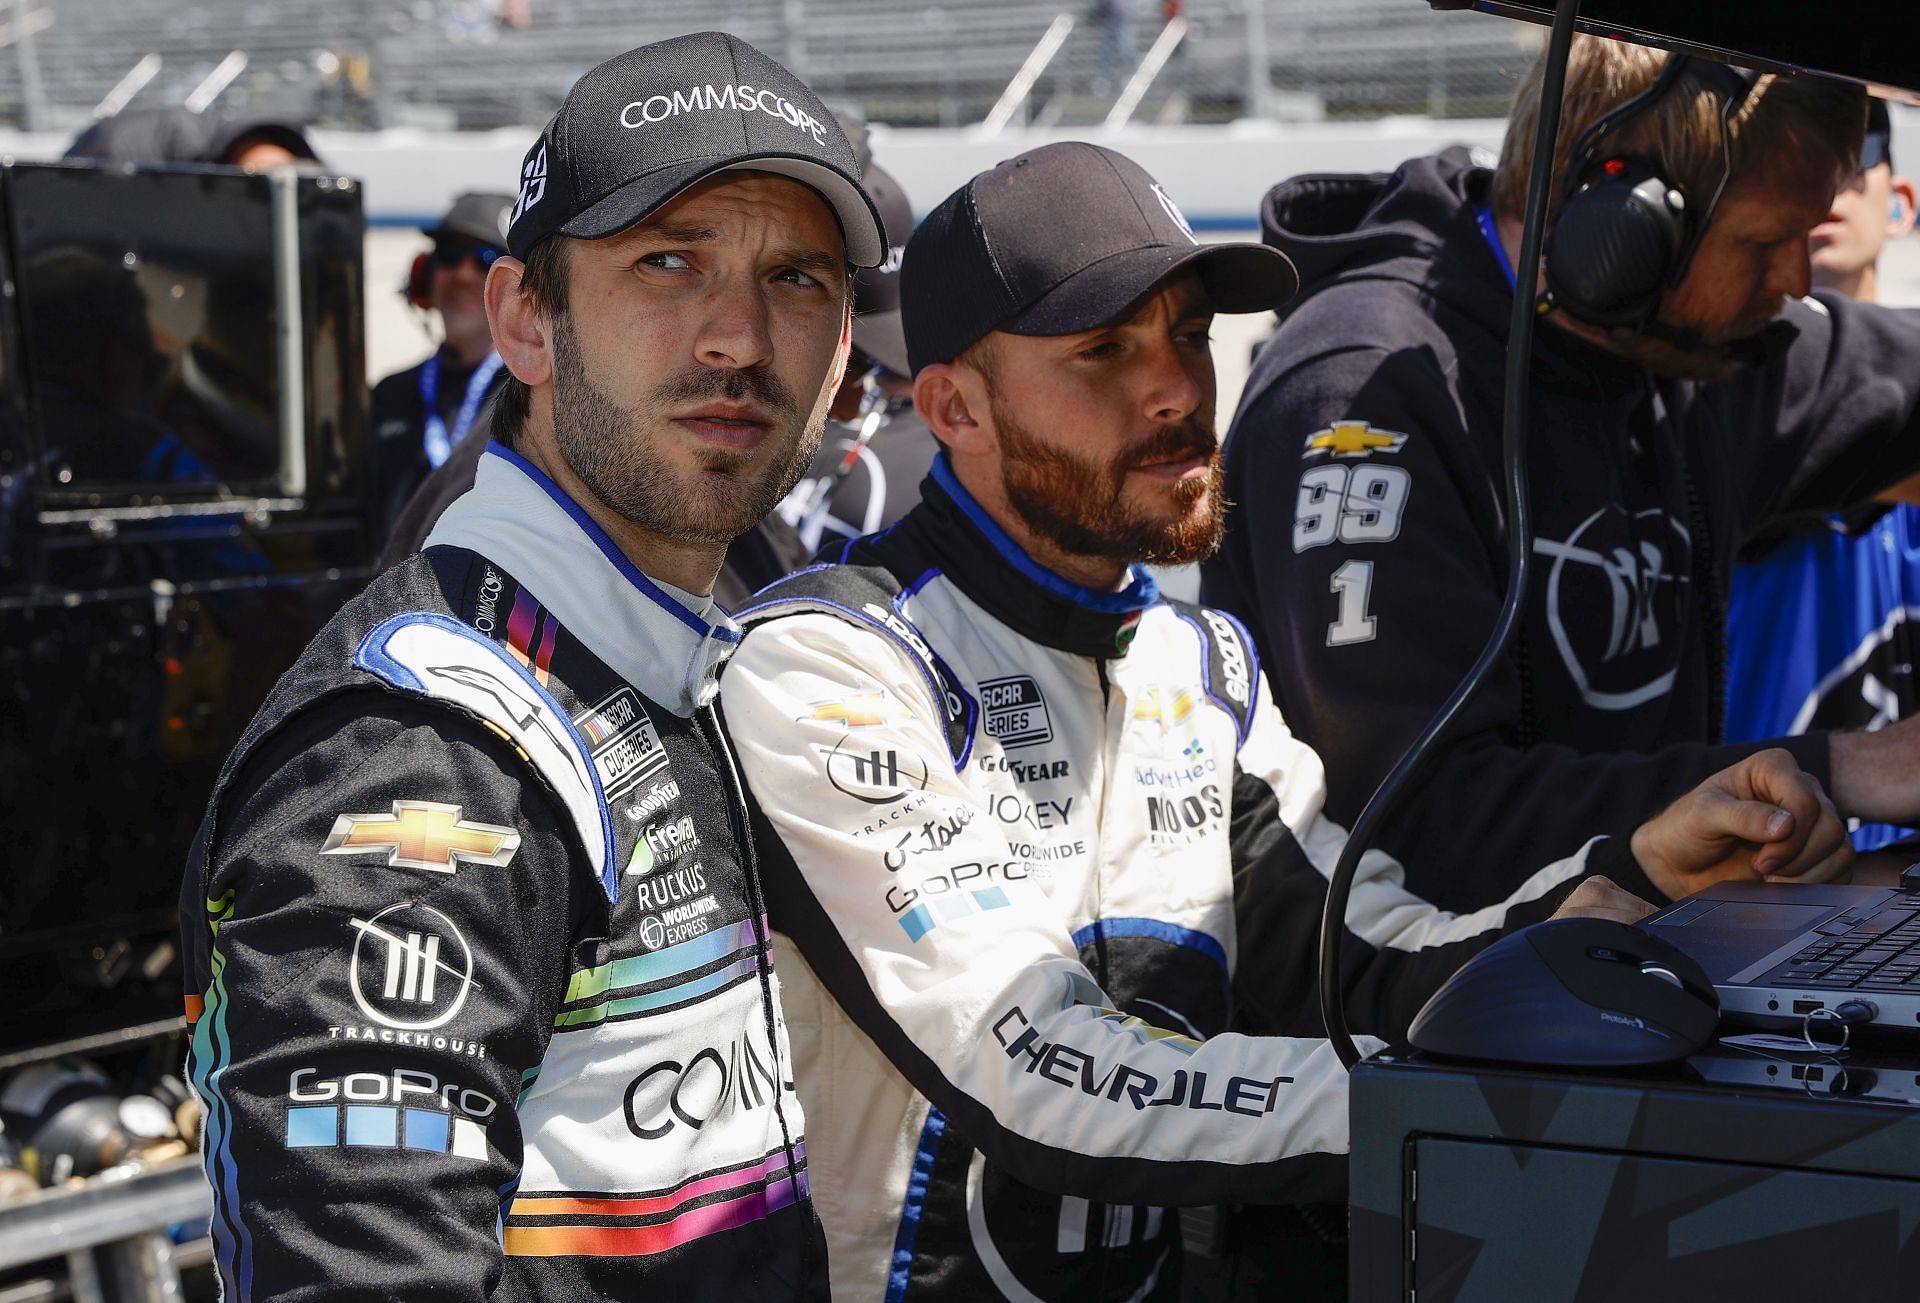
top-left (421, 350), bottom-right (505, 468)
top-left (1474, 204), bottom-right (1518, 294)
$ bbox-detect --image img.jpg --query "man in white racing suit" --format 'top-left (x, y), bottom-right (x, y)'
top-left (719, 142), bottom-right (1852, 1301)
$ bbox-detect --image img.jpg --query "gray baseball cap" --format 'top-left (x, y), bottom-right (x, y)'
top-left (504, 31), bottom-right (884, 266)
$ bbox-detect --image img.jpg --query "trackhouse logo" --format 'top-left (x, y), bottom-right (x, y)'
top-left (618, 82), bottom-right (829, 145)
top-left (825, 736), bottom-right (930, 804)
top-left (348, 902), bottom-right (477, 1032)
top-left (1150, 183), bottom-right (1198, 243)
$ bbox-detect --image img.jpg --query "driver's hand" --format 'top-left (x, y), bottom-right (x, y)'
top-left (1551, 875), bottom-right (1658, 924)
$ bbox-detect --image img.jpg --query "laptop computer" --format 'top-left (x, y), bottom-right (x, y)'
top-left (1642, 863), bottom-right (1920, 1036)
top-left (1686, 1038), bottom-right (1918, 1102)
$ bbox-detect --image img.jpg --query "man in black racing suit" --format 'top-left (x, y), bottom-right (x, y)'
top-left (178, 32), bottom-right (885, 1300)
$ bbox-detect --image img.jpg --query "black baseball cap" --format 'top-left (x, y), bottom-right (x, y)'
top-left (1862, 98), bottom-right (1893, 173)
top-left (427, 192), bottom-right (515, 250)
top-left (851, 162), bottom-right (913, 377)
top-left (901, 141), bottom-right (1298, 375)
top-left (504, 31), bottom-right (884, 266)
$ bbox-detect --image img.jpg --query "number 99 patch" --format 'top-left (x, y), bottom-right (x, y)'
top-left (1292, 463), bottom-right (1412, 552)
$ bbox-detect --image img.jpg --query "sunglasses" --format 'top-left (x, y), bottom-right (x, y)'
top-left (429, 243), bottom-right (504, 272)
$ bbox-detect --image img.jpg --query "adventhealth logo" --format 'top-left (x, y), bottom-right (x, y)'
top-left (618, 83), bottom-right (828, 145)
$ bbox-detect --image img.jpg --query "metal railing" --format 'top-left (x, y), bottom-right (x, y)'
top-left (1105, 15), bottom-right (1188, 130)
top-left (982, 11), bottom-right (1073, 135)
top-left (1, 1), bottom-right (1534, 135)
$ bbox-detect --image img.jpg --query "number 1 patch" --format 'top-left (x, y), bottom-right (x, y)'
top-left (1328, 561), bottom-right (1378, 646)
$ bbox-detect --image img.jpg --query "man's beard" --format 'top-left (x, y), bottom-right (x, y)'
top-left (1608, 295), bottom-right (1789, 383)
top-left (992, 396), bottom-right (1225, 567)
top-left (549, 312), bottom-right (825, 544)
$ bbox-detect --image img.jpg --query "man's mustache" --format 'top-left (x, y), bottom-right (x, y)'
top-left (653, 365), bottom-right (798, 421)
top-left (1118, 419), bottom-right (1218, 472)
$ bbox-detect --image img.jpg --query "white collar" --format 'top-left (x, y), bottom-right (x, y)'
top-left (425, 444), bottom-right (740, 716)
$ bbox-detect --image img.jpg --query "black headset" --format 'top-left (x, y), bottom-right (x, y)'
top-left (1542, 55), bottom-right (1762, 331)
top-left (403, 251), bottom-right (434, 309)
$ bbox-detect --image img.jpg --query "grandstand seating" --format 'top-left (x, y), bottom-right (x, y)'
top-left (2, 0), bottom-right (1533, 133)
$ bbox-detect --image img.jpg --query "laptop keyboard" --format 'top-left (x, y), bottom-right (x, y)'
top-left (1764, 899), bottom-right (1920, 991)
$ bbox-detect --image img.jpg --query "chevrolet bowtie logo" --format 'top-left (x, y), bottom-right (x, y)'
top-left (1303, 421), bottom-right (1408, 458)
top-left (803, 692), bottom-right (892, 728)
top-left (1133, 688), bottom-right (1197, 731)
top-left (320, 800), bottom-right (520, 874)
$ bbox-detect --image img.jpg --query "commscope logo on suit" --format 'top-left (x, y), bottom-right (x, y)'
top-left (621, 1024), bottom-right (793, 1142)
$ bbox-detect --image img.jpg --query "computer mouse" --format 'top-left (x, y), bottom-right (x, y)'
top-left (1406, 917), bottom-right (1719, 1068)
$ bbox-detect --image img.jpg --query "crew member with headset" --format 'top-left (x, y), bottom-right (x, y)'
top-left (372, 192), bottom-right (514, 530)
top-left (1205, 41), bottom-right (1920, 916)
top-left (1199, 44), bottom-right (1920, 1297)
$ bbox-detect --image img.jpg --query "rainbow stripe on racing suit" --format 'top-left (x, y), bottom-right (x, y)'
top-left (181, 446), bottom-right (824, 1300)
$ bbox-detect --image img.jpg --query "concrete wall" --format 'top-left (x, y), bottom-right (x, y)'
top-left (4, 118), bottom-right (1513, 227)
top-left (7, 114), bottom-right (1918, 409)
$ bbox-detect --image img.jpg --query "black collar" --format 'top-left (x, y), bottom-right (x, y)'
top-left (864, 455), bottom-right (1159, 659)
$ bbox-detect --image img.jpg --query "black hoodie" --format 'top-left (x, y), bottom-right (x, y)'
top-left (1200, 153), bottom-right (1920, 910)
